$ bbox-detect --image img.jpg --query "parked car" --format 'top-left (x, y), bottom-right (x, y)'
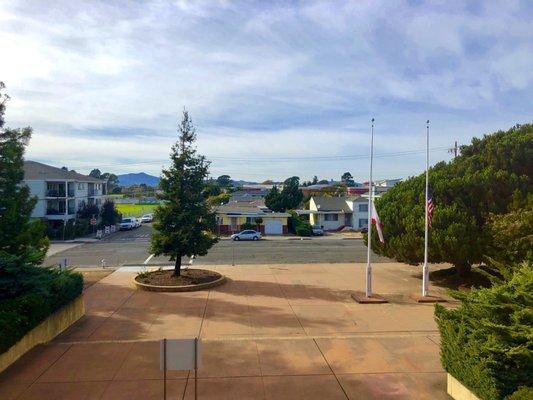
top-left (231, 230), bottom-right (261, 241)
top-left (311, 225), bottom-right (324, 236)
top-left (360, 227), bottom-right (368, 234)
top-left (120, 218), bottom-right (136, 230)
top-left (132, 217), bottom-right (141, 228)
top-left (141, 213), bottom-right (153, 223)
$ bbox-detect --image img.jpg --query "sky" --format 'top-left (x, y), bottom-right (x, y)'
top-left (1, 0), bottom-right (532, 182)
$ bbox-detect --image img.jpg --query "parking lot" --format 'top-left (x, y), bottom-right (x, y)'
top-left (44, 225), bottom-right (391, 268)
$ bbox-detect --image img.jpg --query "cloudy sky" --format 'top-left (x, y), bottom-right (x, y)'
top-left (1, 1), bottom-right (531, 182)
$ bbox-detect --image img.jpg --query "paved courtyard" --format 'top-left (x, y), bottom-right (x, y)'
top-left (0, 263), bottom-right (453, 399)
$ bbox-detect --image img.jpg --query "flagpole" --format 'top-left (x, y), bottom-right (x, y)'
top-left (422, 120), bottom-right (430, 297)
top-left (366, 118), bottom-right (374, 297)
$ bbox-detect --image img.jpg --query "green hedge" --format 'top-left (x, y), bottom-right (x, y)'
top-left (288, 211), bottom-right (312, 236)
top-left (0, 255), bottom-right (83, 353)
top-left (435, 262), bottom-right (533, 400)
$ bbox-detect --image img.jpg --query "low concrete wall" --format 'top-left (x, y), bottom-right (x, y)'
top-left (0, 295), bottom-right (84, 374)
top-left (447, 373), bottom-right (481, 400)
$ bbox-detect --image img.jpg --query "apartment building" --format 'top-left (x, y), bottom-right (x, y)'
top-left (23, 161), bottom-right (107, 223)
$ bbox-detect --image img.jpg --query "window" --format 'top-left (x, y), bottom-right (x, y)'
top-left (324, 214), bottom-right (338, 221)
top-left (359, 204), bottom-right (368, 212)
top-left (246, 217), bottom-right (254, 223)
top-left (359, 219), bottom-right (367, 228)
top-left (77, 183), bottom-right (85, 190)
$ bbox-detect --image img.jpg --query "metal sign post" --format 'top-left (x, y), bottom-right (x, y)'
top-left (161, 338), bottom-right (201, 400)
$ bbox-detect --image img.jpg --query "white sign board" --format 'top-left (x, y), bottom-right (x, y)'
top-left (160, 338), bottom-right (201, 371)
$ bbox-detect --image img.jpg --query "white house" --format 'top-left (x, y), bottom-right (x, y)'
top-left (23, 161), bottom-right (107, 225)
top-left (306, 195), bottom-right (379, 231)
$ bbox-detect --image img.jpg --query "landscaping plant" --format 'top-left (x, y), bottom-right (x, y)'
top-left (371, 123), bottom-right (532, 277)
top-left (150, 110), bottom-right (218, 276)
top-left (434, 262), bottom-right (533, 400)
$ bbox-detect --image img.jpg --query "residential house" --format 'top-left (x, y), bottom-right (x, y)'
top-left (214, 203), bottom-right (289, 235)
top-left (23, 161), bottom-right (108, 227)
top-left (304, 195), bottom-right (377, 231)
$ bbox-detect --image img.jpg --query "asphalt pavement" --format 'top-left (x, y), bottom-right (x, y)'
top-left (44, 224), bottom-right (391, 268)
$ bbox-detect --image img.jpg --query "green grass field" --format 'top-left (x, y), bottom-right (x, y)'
top-left (116, 204), bottom-right (158, 217)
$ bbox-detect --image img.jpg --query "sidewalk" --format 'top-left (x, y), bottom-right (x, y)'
top-left (0, 262), bottom-right (453, 399)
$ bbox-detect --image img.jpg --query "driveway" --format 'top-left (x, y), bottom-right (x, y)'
top-left (0, 262), bottom-right (452, 399)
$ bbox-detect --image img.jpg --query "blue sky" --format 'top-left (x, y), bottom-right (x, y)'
top-left (1, 0), bottom-right (531, 182)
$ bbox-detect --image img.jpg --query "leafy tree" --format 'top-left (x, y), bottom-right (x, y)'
top-left (204, 182), bottom-right (222, 198)
top-left (89, 168), bottom-right (101, 178)
top-left (318, 179), bottom-right (329, 184)
top-left (150, 111), bottom-right (218, 276)
top-left (372, 124), bottom-right (532, 277)
top-left (0, 85), bottom-right (49, 264)
top-left (341, 172), bottom-right (354, 186)
top-left (207, 192), bottom-right (230, 206)
top-left (312, 175), bottom-right (318, 185)
top-left (265, 186), bottom-right (284, 212)
top-left (216, 175), bottom-right (232, 187)
top-left (77, 203), bottom-right (100, 220)
top-left (486, 196), bottom-right (533, 266)
top-left (100, 200), bottom-right (120, 226)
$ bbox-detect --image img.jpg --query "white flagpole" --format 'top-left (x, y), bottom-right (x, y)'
top-left (366, 118), bottom-right (374, 297)
top-left (422, 120), bottom-right (430, 297)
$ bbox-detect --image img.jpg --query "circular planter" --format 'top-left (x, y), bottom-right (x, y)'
top-left (134, 269), bottom-right (226, 292)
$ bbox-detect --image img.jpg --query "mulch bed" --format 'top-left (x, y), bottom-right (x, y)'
top-left (136, 268), bottom-right (222, 287)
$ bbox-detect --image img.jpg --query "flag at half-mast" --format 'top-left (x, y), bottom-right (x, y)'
top-left (371, 203), bottom-right (385, 243)
top-left (427, 186), bottom-right (434, 228)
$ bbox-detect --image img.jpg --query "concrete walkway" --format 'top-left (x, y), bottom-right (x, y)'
top-left (0, 263), bottom-right (453, 399)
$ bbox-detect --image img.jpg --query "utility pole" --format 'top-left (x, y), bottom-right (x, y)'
top-left (448, 141), bottom-right (458, 158)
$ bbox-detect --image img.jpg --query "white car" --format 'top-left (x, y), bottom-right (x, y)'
top-left (231, 230), bottom-right (261, 241)
top-left (119, 218), bottom-right (136, 230)
top-left (132, 217), bottom-right (141, 228)
top-left (141, 213), bottom-right (153, 223)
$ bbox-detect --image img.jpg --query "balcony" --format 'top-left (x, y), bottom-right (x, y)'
top-left (46, 189), bottom-right (66, 197)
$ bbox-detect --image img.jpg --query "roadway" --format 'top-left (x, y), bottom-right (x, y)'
top-left (44, 224), bottom-right (391, 268)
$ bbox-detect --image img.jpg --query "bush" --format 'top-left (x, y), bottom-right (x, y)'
top-left (0, 254), bottom-right (83, 353)
top-left (506, 387), bottom-right (533, 400)
top-left (435, 262), bottom-right (533, 400)
top-left (240, 222), bottom-right (254, 230)
top-left (288, 211), bottom-right (312, 236)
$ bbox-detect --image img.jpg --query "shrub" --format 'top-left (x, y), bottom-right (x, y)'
top-left (506, 387), bottom-right (533, 400)
top-left (0, 254), bottom-right (83, 353)
top-left (435, 262), bottom-right (533, 400)
top-left (240, 222), bottom-right (254, 230)
top-left (288, 211), bottom-right (312, 236)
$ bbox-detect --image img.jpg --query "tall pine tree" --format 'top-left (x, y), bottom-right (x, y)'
top-left (0, 82), bottom-right (49, 264)
top-left (150, 111), bottom-right (218, 276)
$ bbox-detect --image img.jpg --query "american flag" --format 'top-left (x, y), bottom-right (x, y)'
top-left (427, 187), bottom-right (434, 228)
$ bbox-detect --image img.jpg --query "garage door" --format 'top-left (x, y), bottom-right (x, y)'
top-left (264, 220), bottom-right (283, 235)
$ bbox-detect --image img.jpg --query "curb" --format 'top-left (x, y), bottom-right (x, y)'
top-left (134, 273), bottom-right (226, 292)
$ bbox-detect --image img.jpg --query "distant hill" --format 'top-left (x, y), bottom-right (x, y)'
top-left (117, 172), bottom-right (160, 187)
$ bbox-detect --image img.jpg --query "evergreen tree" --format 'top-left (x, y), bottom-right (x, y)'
top-left (312, 175), bottom-right (318, 185)
top-left (0, 83), bottom-right (49, 263)
top-left (281, 176), bottom-right (303, 210)
top-left (265, 185), bottom-right (284, 212)
top-left (100, 199), bottom-right (120, 226)
top-left (341, 172), bottom-right (354, 186)
top-left (372, 124), bottom-right (532, 277)
top-left (150, 111), bottom-right (218, 276)
top-left (89, 168), bottom-right (101, 178)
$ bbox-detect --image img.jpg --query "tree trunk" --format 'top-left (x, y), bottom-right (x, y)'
top-left (174, 256), bottom-right (182, 277)
top-left (455, 262), bottom-right (471, 278)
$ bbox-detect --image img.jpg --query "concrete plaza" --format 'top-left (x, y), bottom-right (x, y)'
top-left (0, 263), bottom-right (453, 399)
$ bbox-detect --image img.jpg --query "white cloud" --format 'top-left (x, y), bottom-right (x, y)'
top-left (1, 0), bottom-right (531, 181)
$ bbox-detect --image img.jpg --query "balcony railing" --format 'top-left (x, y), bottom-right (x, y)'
top-left (46, 189), bottom-right (66, 197)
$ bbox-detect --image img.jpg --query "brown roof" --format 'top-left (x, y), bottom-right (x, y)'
top-left (23, 161), bottom-right (105, 183)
